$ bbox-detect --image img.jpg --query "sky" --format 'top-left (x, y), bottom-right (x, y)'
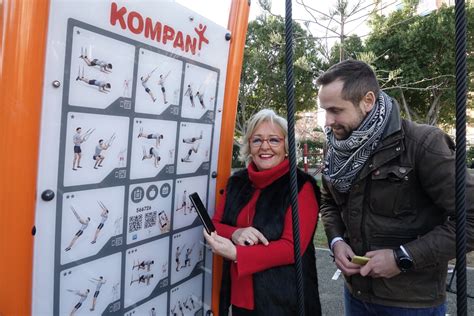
top-left (174, 0), bottom-right (396, 41)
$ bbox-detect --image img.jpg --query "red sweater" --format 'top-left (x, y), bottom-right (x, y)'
top-left (213, 159), bottom-right (319, 310)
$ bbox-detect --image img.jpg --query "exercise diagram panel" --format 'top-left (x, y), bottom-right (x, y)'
top-left (33, 1), bottom-right (230, 315)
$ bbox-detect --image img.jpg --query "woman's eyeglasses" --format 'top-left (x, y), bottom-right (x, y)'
top-left (249, 136), bottom-right (284, 147)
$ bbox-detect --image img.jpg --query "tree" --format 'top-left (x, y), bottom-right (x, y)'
top-left (258, 0), bottom-right (384, 63)
top-left (365, 4), bottom-right (474, 126)
top-left (467, 145), bottom-right (474, 167)
top-left (236, 15), bottom-right (323, 140)
top-left (328, 34), bottom-right (364, 65)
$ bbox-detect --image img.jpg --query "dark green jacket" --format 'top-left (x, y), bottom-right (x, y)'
top-left (320, 102), bottom-right (474, 308)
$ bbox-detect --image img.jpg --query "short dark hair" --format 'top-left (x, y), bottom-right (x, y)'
top-left (316, 60), bottom-right (380, 106)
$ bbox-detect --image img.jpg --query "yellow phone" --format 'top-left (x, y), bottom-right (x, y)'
top-left (351, 255), bottom-right (370, 265)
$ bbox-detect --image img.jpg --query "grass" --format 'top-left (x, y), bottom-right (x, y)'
top-left (313, 219), bottom-right (328, 249)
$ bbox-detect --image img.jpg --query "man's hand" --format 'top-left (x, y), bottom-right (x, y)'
top-left (203, 230), bottom-right (237, 261)
top-left (360, 249), bottom-right (401, 278)
top-left (231, 227), bottom-right (269, 246)
top-left (333, 241), bottom-right (361, 276)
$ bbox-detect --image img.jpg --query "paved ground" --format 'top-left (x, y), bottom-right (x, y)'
top-left (315, 248), bottom-right (474, 315)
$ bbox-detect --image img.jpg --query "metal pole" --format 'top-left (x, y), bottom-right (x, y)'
top-left (285, 0), bottom-right (305, 315)
top-left (454, 0), bottom-right (468, 314)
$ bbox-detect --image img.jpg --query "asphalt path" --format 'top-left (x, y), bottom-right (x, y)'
top-left (315, 248), bottom-right (474, 315)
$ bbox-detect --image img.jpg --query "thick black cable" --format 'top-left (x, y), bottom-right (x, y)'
top-left (454, 0), bottom-right (468, 315)
top-left (285, 1), bottom-right (305, 315)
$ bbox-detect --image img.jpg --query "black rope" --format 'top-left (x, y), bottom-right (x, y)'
top-left (454, 0), bottom-right (468, 315)
top-left (285, 1), bottom-right (305, 315)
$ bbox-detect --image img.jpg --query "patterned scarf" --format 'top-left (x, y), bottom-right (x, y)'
top-left (323, 91), bottom-right (393, 193)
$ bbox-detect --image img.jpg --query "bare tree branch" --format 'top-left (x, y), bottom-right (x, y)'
top-left (398, 88), bottom-right (412, 121)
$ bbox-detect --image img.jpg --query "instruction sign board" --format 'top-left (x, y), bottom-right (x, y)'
top-left (32, 1), bottom-right (229, 315)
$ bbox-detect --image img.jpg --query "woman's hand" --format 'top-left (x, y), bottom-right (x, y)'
top-left (204, 230), bottom-right (237, 261)
top-left (231, 227), bottom-right (269, 246)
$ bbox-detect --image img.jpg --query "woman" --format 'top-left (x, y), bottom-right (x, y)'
top-left (204, 109), bottom-right (322, 315)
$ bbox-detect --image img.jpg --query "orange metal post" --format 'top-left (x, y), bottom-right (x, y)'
top-left (211, 0), bottom-right (250, 314)
top-left (0, 0), bottom-right (50, 314)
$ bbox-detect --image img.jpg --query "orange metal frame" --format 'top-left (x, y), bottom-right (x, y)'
top-left (0, 0), bottom-right (50, 314)
top-left (212, 0), bottom-right (250, 314)
top-left (0, 0), bottom-right (248, 314)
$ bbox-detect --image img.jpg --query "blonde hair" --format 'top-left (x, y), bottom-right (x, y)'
top-left (239, 109), bottom-right (288, 165)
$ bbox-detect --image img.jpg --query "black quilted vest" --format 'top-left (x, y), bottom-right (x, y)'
top-left (219, 168), bottom-right (322, 316)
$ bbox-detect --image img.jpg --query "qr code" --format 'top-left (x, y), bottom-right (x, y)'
top-left (144, 211), bottom-right (157, 229)
top-left (128, 214), bottom-right (143, 233)
top-left (123, 100), bottom-right (132, 110)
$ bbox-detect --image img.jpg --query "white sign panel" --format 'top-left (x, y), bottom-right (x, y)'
top-left (33, 1), bottom-right (229, 314)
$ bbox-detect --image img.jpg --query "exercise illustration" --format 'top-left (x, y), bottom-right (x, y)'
top-left (175, 245), bottom-right (185, 272)
top-left (89, 276), bottom-right (106, 311)
top-left (123, 79), bottom-right (131, 97)
top-left (93, 134), bottom-right (115, 169)
top-left (76, 67), bottom-right (111, 93)
top-left (91, 201), bottom-right (109, 244)
top-left (142, 146), bottom-right (161, 168)
top-left (112, 282), bottom-right (120, 301)
top-left (175, 190), bottom-right (189, 215)
top-left (132, 259), bottom-right (154, 272)
top-left (161, 262), bottom-right (168, 277)
top-left (181, 131), bottom-right (203, 163)
top-left (65, 206), bottom-right (90, 252)
top-left (178, 300), bottom-right (185, 316)
top-left (172, 294), bottom-right (200, 316)
top-left (170, 303), bottom-right (179, 316)
top-left (117, 148), bottom-right (127, 167)
top-left (73, 127), bottom-right (94, 171)
top-left (79, 47), bottom-right (113, 73)
top-left (195, 91), bottom-right (206, 109)
top-left (183, 244), bottom-right (195, 268)
top-left (114, 216), bottom-right (123, 235)
top-left (140, 67), bottom-right (157, 102)
top-left (184, 84), bottom-right (195, 107)
top-left (68, 288), bottom-right (89, 316)
top-left (183, 295), bottom-right (197, 311)
top-left (130, 273), bottom-right (154, 286)
top-left (158, 71), bottom-right (171, 104)
top-left (138, 127), bottom-right (164, 147)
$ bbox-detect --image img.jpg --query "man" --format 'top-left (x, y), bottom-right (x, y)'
top-left (318, 60), bottom-right (474, 315)
top-left (184, 84), bottom-right (195, 107)
top-left (91, 201), bottom-right (109, 244)
top-left (65, 206), bottom-right (90, 252)
top-left (141, 69), bottom-right (157, 102)
top-left (93, 139), bottom-right (110, 169)
top-left (89, 276), bottom-right (106, 311)
top-left (72, 127), bottom-right (94, 170)
top-left (76, 73), bottom-right (111, 93)
top-left (158, 71), bottom-right (170, 104)
top-left (69, 288), bottom-right (89, 316)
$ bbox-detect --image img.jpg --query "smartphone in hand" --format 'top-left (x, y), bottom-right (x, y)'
top-left (351, 255), bottom-right (370, 265)
top-left (189, 192), bottom-right (216, 235)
